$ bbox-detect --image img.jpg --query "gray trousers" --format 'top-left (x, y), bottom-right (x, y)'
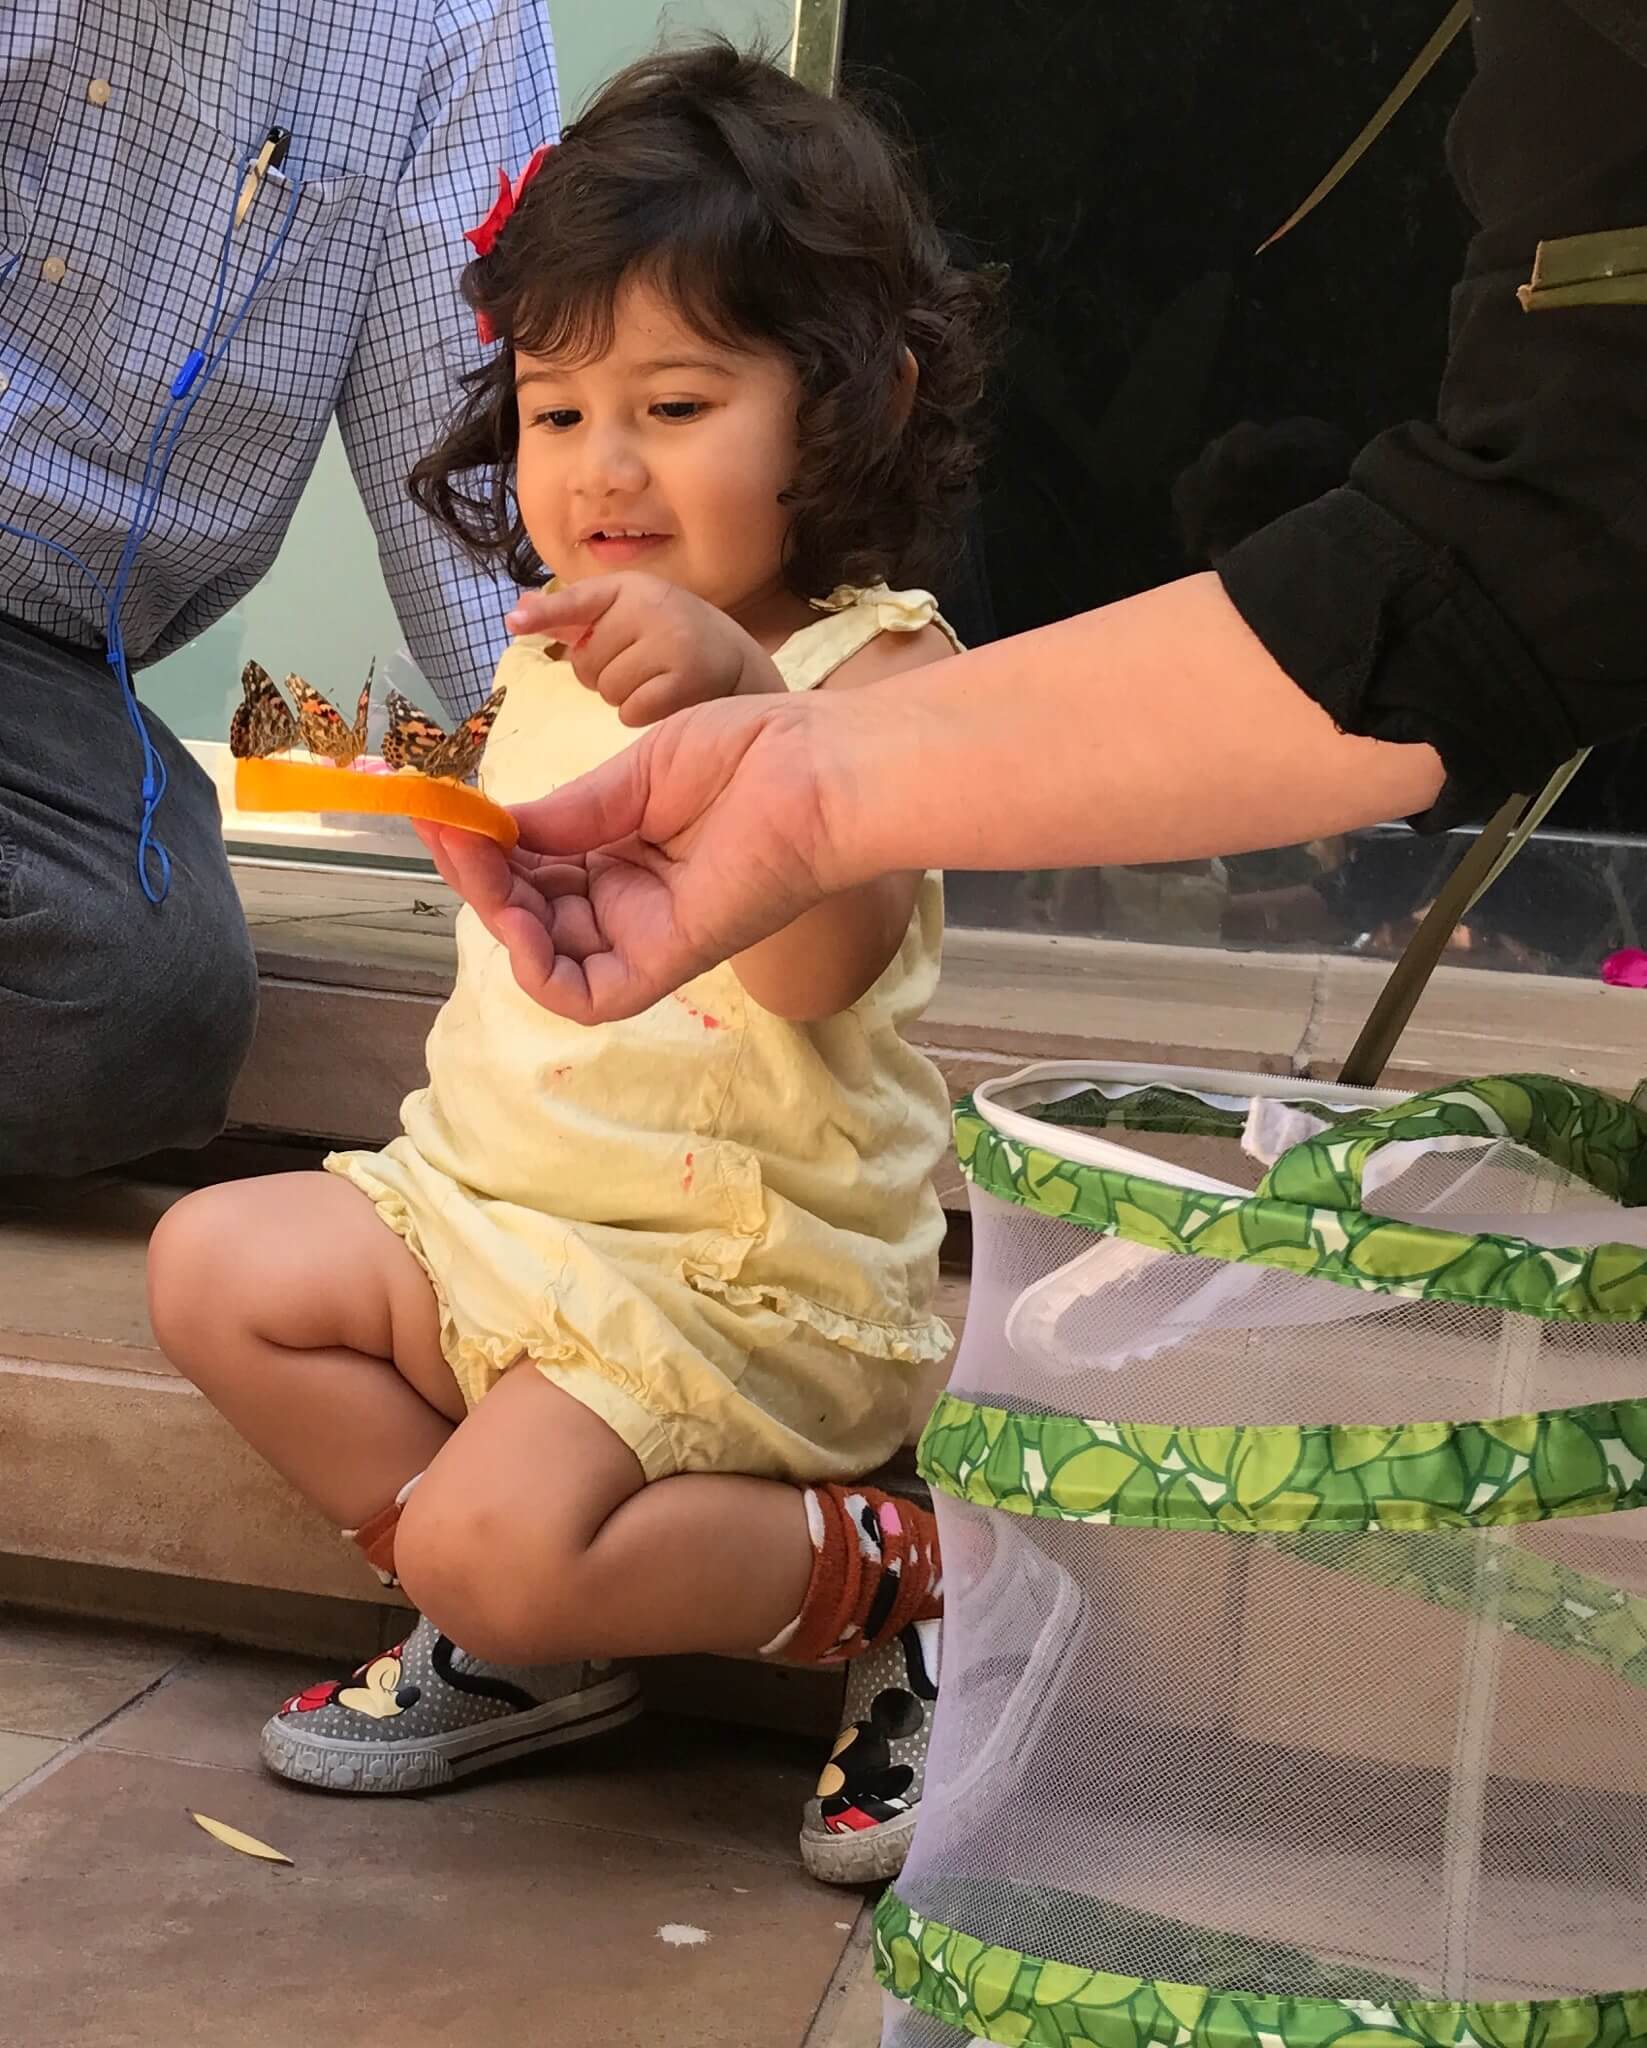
top-left (0, 615), bottom-right (258, 1176)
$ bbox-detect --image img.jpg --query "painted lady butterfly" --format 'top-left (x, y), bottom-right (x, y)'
top-left (229, 663), bottom-right (505, 783)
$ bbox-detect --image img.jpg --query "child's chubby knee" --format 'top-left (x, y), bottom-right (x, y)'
top-left (395, 1483), bottom-right (592, 1666)
top-left (149, 1172), bottom-right (381, 1367)
top-left (146, 1184), bottom-right (252, 1360)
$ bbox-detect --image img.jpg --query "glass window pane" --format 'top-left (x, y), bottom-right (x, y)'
top-left (844, 0), bottom-right (1647, 974)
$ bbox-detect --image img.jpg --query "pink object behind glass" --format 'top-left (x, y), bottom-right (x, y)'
top-left (1601, 948), bottom-right (1647, 987)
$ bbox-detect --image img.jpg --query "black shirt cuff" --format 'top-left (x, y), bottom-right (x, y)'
top-left (1217, 487), bottom-right (1581, 831)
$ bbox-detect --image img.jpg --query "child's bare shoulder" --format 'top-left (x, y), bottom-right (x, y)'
top-left (818, 620), bottom-right (958, 693)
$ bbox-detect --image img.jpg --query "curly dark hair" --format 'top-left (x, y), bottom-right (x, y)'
top-left (409, 40), bottom-right (1001, 599)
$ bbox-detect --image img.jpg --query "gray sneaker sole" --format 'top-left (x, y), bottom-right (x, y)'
top-left (260, 1670), bottom-right (644, 1795)
top-left (798, 1797), bottom-right (920, 1886)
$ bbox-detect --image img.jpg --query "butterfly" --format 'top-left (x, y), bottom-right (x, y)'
top-left (290, 670), bottom-right (373, 766)
top-left (382, 685), bottom-right (506, 781)
top-left (229, 661), bottom-right (300, 759)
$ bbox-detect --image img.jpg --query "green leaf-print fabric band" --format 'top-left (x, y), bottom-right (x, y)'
top-left (918, 1391), bottom-right (1647, 1534)
top-left (873, 1891), bottom-right (1647, 2048)
top-left (1255, 1074), bottom-right (1647, 1211)
top-left (958, 1074), bottom-right (1647, 1324)
top-left (920, 1396), bottom-right (1647, 1688)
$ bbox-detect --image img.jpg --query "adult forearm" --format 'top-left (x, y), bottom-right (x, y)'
top-left (819, 574), bottom-right (1445, 886)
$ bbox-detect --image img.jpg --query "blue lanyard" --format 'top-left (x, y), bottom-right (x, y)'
top-left (0, 141), bottom-right (303, 904)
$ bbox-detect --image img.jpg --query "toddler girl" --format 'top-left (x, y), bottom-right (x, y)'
top-left (147, 42), bottom-right (996, 1886)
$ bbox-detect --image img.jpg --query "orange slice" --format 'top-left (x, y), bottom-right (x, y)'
top-left (234, 757), bottom-right (518, 848)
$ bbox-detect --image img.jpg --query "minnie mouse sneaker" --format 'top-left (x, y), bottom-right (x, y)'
top-left (799, 1615), bottom-right (940, 1884)
top-left (260, 1614), bottom-right (642, 1793)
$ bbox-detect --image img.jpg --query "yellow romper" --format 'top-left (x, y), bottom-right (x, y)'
top-left (327, 585), bottom-right (955, 1484)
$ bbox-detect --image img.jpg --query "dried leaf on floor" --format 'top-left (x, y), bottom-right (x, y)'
top-left (188, 1812), bottom-right (293, 1865)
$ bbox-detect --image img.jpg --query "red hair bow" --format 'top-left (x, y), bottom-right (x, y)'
top-left (465, 142), bottom-right (554, 342)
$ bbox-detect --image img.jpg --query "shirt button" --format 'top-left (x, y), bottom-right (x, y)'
top-left (86, 78), bottom-right (112, 106)
top-left (0, 373), bottom-right (10, 396)
top-left (41, 255), bottom-right (67, 284)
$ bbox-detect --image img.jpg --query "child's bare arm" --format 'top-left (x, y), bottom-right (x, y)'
top-left (492, 579), bottom-right (955, 1021)
top-left (729, 624), bottom-right (954, 1022)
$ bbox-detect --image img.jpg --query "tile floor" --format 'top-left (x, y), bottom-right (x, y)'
top-left (0, 1607), bottom-right (884, 2047)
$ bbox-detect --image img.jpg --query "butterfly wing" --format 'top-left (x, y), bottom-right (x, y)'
top-left (229, 661), bottom-right (299, 759)
top-left (381, 688), bottom-right (451, 772)
top-left (289, 674), bottom-right (362, 765)
top-left (420, 686), bottom-right (507, 781)
top-left (351, 667), bottom-right (374, 761)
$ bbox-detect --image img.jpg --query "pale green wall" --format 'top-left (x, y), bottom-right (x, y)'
top-left (555, 0), bottom-right (790, 124)
top-left (144, 0), bottom-right (792, 737)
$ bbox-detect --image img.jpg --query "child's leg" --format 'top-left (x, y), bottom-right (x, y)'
top-left (147, 1173), bottom-right (460, 1528)
top-left (395, 1363), bottom-right (939, 1669)
top-left (394, 1363), bottom-right (809, 1663)
top-left (235, 1337), bottom-right (938, 1848)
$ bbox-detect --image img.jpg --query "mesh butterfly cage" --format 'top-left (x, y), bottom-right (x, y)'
top-left (876, 1057), bottom-right (1647, 2048)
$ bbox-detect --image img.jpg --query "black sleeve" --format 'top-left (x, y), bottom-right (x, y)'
top-left (1217, 0), bottom-right (1647, 828)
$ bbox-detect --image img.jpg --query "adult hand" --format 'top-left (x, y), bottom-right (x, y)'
top-left (506, 575), bottom-right (786, 726)
top-left (426, 577), bottom-right (1445, 1025)
top-left (415, 688), bottom-right (855, 1023)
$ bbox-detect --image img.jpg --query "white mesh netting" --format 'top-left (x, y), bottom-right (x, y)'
top-left (965, 1135), bottom-right (1647, 1427)
top-left (887, 1073), bottom-right (1647, 2041)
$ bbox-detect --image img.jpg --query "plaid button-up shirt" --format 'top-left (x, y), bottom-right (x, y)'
top-left (0, 0), bottom-right (559, 713)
